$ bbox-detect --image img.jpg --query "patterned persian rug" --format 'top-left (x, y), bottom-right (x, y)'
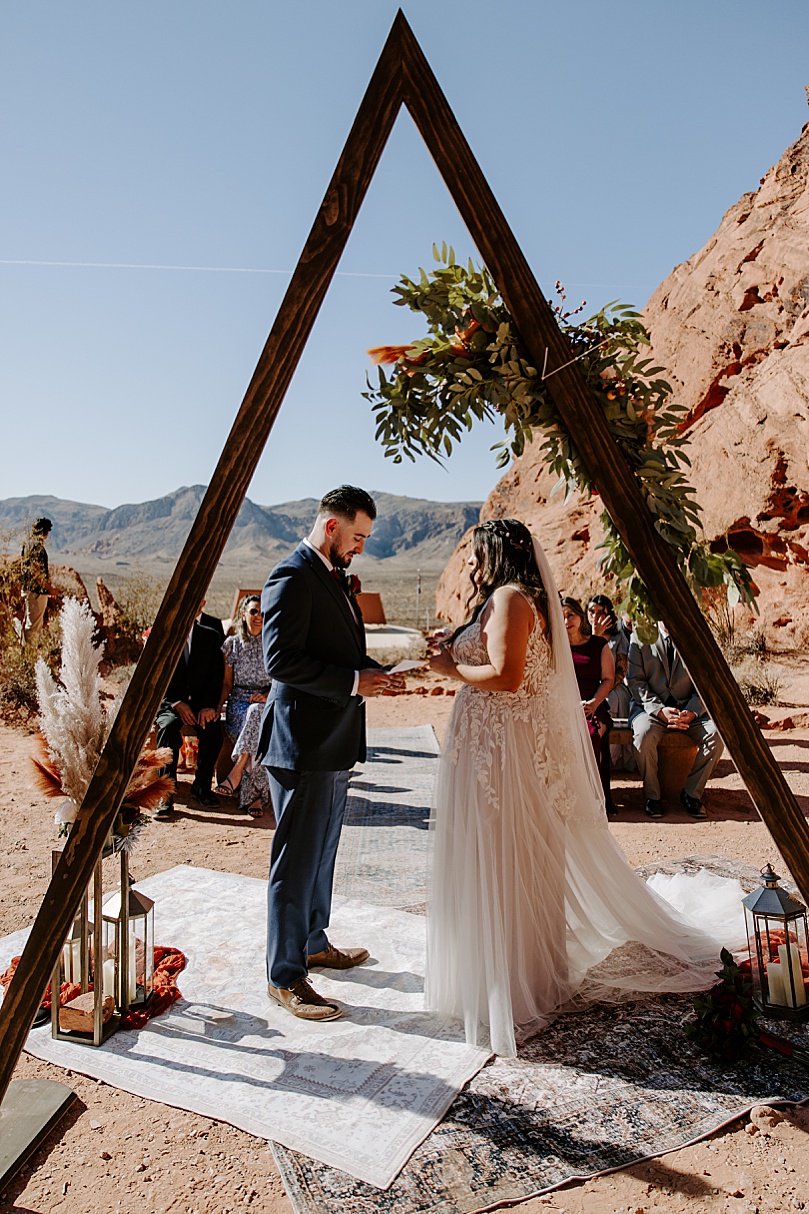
top-left (2, 866), bottom-right (488, 1188)
top-left (272, 990), bottom-right (809, 1214)
top-left (274, 788), bottom-right (809, 1214)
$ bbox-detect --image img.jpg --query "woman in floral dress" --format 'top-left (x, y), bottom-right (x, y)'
top-left (216, 596), bottom-right (271, 818)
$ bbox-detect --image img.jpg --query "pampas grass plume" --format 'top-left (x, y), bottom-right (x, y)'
top-left (32, 598), bottom-right (173, 835)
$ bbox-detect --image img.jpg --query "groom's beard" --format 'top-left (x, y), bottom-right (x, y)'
top-left (328, 542), bottom-right (353, 570)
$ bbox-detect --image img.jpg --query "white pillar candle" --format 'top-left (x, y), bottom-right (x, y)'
top-left (777, 943), bottom-right (807, 1007)
top-left (102, 958), bottom-right (116, 1000)
top-left (61, 939), bottom-right (81, 983)
top-left (767, 962), bottom-right (788, 1006)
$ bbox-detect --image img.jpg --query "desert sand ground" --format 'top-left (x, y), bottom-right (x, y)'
top-left (3, 660), bottom-right (809, 1213)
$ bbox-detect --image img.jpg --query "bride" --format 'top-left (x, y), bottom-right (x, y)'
top-left (425, 518), bottom-right (743, 1057)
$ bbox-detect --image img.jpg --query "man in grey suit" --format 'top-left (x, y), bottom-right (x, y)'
top-left (627, 623), bottom-right (723, 820)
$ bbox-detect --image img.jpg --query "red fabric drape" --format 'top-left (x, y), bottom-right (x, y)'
top-left (1, 945), bottom-right (187, 1027)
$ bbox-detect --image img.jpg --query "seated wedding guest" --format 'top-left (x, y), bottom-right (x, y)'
top-left (587, 593), bottom-right (635, 771)
top-left (197, 597), bottom-right (225, 643)
top-left (562, 596), bottom-right (615, 814)
top-left (155, 607), bottom-right (224, 818)
top-left (627, 622), bottom-right (723, 820)
top-left (215, 594), bottom-right (271, 818)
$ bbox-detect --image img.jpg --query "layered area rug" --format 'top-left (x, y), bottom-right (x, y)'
top-left (1, 865), bottom-right (488, 1188)
top-left (278, 736), bottom-right (809, 1214)
top-left (272, 984), bottom-right (809, 1214)
top-left (9, 726), bottom-right (809, 1212)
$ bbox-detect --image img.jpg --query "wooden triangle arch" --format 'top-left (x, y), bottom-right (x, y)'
top-left (2, 9), bottom-right (807, 1096)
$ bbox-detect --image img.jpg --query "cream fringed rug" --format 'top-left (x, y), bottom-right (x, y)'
top-left (0, 866), bottom-right (488, 1188)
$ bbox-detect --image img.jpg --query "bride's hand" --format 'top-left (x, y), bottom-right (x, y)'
top-left (429, 646), bottom-right (460, 679)
top-left (426, 628), bottom-right (451, 656)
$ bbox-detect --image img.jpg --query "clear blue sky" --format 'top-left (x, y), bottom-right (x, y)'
top-left (2, 1), bottom-right (807, 509)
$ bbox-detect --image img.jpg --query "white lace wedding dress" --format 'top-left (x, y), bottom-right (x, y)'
top-left (425, 576), bottom-right (746, 1058)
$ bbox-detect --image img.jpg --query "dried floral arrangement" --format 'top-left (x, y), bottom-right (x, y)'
top-left (30, 597), bottom-right (173, 851)
top-left (364, 247), bottom-right (755, 642)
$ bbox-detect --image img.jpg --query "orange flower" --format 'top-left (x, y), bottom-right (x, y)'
top-left (367, 344), bottom-right (417, 366)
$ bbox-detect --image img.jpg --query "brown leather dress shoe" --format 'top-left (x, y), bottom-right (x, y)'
top-left (307, 943), bottom-right (370, 969)
top-left (266, 978), bottom-right (343, 1021)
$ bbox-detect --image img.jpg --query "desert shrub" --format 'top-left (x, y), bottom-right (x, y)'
top-left (740, 624), bottom-right (770, 661)
top-left (115, 570), bottom-right (164, 641)
top-left (703, 593), bottom-right (779, 706)
top-left (703, 587), bottom-right (773, 667)
top-left (105, 662), bottom-right (136, 688)
top-left (0, 525), bottom-right (25, 633)
top-left (0, 617), bottom-right (62, 718)
top-left (703, 588), bottom-right (740, 661)
top-left (731, 655), bottom-right (781, 706)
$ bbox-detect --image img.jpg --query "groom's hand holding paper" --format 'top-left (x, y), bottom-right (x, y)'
top-left (358, 668), bottom-right (399, 697)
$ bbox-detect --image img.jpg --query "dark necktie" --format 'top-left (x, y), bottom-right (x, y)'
top-left (331, 569), bottom-right (363, 641)
top-left (665, 635), bottom-right (675, 672)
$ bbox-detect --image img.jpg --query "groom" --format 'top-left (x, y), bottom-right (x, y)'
top-left (258, 486), bottom-right (397, 1021)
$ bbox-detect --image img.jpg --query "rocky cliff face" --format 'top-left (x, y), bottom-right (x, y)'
top-left (437, 116), bottom-right (809, 640)
top-left (435, 463), bottom-right (604, 624)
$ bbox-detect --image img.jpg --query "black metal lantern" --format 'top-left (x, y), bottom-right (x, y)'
top-left (743, 863), bottom-right (809, 1021)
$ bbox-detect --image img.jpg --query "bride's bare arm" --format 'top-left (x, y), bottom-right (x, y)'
top-left (429, 587), bottom-right (535, 692)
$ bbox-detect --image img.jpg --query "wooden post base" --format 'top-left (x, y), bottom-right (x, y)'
top-left (0, 1078), bottom-right (75, 1191)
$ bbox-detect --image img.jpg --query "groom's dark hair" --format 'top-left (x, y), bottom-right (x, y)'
top-left (317, 485), bottom-right (377, 522)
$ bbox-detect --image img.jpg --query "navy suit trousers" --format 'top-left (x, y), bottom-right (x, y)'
top-left (265, 766), bottom-right (349, 989)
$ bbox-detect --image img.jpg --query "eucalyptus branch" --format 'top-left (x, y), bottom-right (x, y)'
top-left (364, 247), bottom-right (756, 640)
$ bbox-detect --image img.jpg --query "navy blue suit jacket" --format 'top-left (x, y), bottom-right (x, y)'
top-left (258, 543), bottom-right (378, 772)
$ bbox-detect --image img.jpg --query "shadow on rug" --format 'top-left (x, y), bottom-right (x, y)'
top-left (273, 991), bottom-right (809, 1214)
top-left (273, 851), bottom-right (809, 1214)
top-left (335, 725), bottom-right (439, 912)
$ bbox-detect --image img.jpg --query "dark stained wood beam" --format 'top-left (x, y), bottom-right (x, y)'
top-left (0, 14), bottom-right (406, 1104)
top-left (3, 7), bottom-right (808, 1112)
top-left (398, 15), bottom-right (809, 898)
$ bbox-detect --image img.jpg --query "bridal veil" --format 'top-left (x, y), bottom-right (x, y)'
top-left (425, 533), bottom-right (745, 1057)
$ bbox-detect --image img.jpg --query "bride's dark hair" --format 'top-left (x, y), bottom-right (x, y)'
top-left (452, 518), bottom-right (549, 641)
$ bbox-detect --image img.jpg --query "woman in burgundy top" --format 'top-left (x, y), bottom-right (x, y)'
top-left (562, 597), bottom-right (616, 814)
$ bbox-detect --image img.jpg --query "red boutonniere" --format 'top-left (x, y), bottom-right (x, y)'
top-left (333, 568), bottom-right (362, 603)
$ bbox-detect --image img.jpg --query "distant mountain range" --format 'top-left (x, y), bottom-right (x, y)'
top-left (0, 487), bottom-right (482, 570)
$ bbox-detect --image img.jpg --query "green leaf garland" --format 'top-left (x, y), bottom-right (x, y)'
top-left (364, 249), bottom-right (756, 641)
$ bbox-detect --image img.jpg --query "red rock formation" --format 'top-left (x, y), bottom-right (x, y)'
top-left (436, 464), bottom-right (604, 624)
top-left (438, 114), bottom-right (809, 642)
